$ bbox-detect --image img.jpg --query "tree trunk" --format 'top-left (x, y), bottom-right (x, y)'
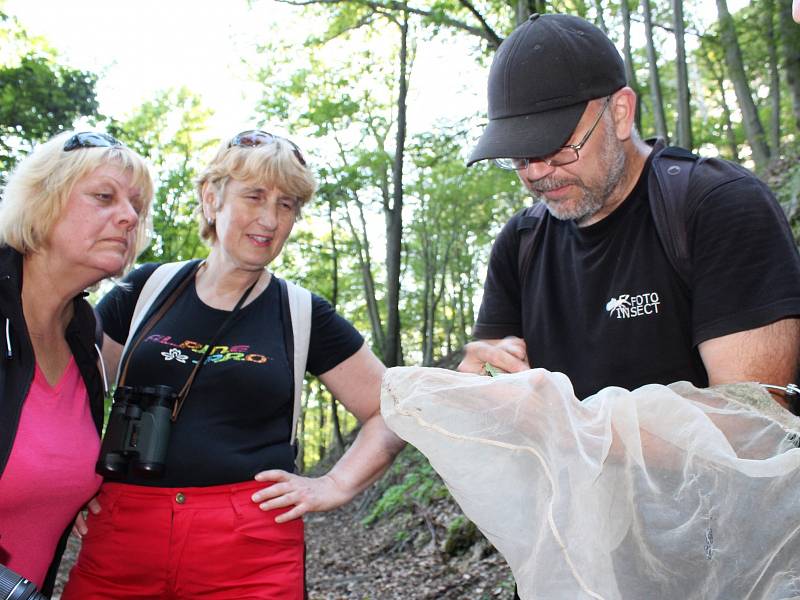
top-left (716, 76), bottom-right (740, 160)
top-left (422, 246), bottom-right (434, 365)
top-left (355, 201), bottom-right (384, 349)
top-left (764, 0), bottom-right (781, 155)
top-left (317, 390), bottom-right (326, 462)
top-left (779, 0), bottom-right (800, 130)
top-left (715, 0), bottom-right (771, 170)
top-left (330, 137), bottom-right (384, 348)
top-left (327, 197), bottom-right (339, 309)
top-left (594, 0), bottom-right (607, 33)
top-left (620, 0), bottom-right (643, 133)
top-left (456, 273), bottom-right (468, 349)
top-left (383, 11), bottom-right (409, 368)
top-left (701, 49), bottom-right (740, 160)
top-left (641, 0), bottom-right (669, 140)
top-left (330, 397), bottom-right (345, 451)
top-left (516, 0), bottom-right (529, 26)
top-left (672, 0), bottom-right (692, 149)
top-left (341, 193), bottom-right (384, 349)
top-left (325, 194), bottom-right (344, 453)
top-left (422, 244), bottom-right (453, 366)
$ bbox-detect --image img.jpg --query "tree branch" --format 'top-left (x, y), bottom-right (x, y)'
top-left (276, 0), bottom-right (501, 47)
top-left (456, 0), bottom-right (502, 49)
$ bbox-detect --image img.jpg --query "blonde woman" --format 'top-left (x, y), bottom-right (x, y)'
top-left (0, 131), bottom-right (153, 596)
top-left (64, 130), bottom-right (404, 600)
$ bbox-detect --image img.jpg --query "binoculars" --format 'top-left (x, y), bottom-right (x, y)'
top-left (96, 385), bottom-right (177, 479)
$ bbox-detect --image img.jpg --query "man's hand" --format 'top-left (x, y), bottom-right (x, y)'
top-left (458, 337), bottom-right (530, 374)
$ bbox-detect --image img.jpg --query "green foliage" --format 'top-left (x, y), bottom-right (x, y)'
top-left (443, 515), bottom-right (479, 556)
top-left (769, 155), bottom-right (800, 243)
top-left (250, 6), bottom-right (530, 365)
top-left (296, 378), bottom-right (359, 471)
top-left (403, 128), bottom-right (521, 363)
top-left (362, 446), bottom-right (449, 525)
top-left (394, 529), bottom-right (411, 543)
top-left (109, 87), bottom-right (216, 263)
top-left (0, 13), bottom-right (100, 175)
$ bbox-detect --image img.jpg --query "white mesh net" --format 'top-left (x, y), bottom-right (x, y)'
top-left (380, 367), bottom-right (800, 600)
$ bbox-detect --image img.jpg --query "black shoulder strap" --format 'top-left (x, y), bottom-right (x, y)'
top-left (516, 202), bottom-right (549, 285)
top-left (647, 141), bottom-right (699, 289)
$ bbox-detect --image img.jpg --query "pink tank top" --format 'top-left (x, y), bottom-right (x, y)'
top-left (0, 358), bottom-right (102, 587)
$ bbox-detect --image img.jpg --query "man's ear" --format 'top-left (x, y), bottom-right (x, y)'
top-left (609, 87), bottom-right (637, 142)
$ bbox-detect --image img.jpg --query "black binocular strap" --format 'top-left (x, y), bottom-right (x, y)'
top-left (170, 275), bottom-right (259, 421)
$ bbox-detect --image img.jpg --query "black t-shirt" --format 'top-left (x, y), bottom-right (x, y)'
top-left (475, 157), bottom-right (800, 400)
top-left (97, 264), bottom-right (364, 486)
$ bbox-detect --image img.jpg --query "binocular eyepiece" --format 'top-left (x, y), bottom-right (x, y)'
top-left (96, 384), bottom-right (177, 479)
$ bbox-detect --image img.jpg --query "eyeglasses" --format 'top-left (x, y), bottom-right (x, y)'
top-left (63, 131), bottom-right (123, 152)
top-left (495, 96), bottom-right (611, 171)
top-left (228, 129), bottom-right (307, 167)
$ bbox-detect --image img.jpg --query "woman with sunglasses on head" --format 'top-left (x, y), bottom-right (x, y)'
top-left (63, 129), bottom-right (405, 600)
top-left (0, 131), bottom-right (153, 596)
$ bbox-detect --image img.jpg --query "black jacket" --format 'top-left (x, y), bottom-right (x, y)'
top-left (0, 246), bottom-right (105, 596)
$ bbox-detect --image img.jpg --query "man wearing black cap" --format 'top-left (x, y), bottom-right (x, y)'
top-left (458, 14), bottom-right (800, 407)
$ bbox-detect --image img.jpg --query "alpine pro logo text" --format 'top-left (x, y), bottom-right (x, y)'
top-left (605, 292), bottom-right (661, 319)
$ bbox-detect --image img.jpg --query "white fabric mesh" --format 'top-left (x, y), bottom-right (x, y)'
top-left (380, 367), bottom-right (800, 600)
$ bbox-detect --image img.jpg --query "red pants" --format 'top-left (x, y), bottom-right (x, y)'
top-left (62, 481), bottom-right (305, 600)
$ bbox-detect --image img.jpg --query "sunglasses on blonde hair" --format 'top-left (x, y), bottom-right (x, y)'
top-left (228, 129), bottom-right (307, 167)
top-left (63, 131), bottom-right (124, 152)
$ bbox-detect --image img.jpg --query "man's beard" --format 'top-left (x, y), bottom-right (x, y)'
top-left (527, 124), bottom-right (627, 225)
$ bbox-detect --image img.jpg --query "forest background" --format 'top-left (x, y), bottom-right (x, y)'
top-left (3, 1), bottom-right (800, 593)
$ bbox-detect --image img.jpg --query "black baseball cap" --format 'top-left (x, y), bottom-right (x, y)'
top-left (467, 13), bottom-right (627, 166)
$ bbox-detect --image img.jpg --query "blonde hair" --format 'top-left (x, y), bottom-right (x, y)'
top-left (0, 131), bottom-right (154, 271)
top-left (196, 136), bottom-right (316, 243)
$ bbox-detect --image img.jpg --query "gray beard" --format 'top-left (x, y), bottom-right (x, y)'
top-left (528, 130), bottom-right (627, 224)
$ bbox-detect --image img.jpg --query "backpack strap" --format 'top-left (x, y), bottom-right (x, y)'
top-left (516, 202), bottom-right (549, 284)
top-left (647, 141), bottom-right (698, 289)
top-left (117, 260), bottom-right (197, 386)
top-left (129, 262), bottom-right (191, 340)
top-left (277, 277), bottom-right (312, 446)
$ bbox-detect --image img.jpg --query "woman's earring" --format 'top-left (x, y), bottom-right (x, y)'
top-left (207, 217), bottom-right (215, 226)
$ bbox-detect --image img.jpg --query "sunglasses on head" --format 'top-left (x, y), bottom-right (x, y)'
top-left (228, 129), bottom-right (307, 167)
top-left (63, 131), bottom-right (124, 152)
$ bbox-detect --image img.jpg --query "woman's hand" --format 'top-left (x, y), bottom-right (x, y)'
top-left (250, 344), bottom-right (405, 524)
top-left (251, 471), bottom-right (351, 523)
top-left (72, 496), bottom-right (102, 538)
